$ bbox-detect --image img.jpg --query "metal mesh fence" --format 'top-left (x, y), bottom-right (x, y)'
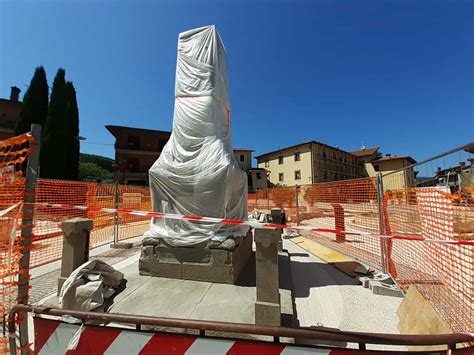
top-left (28, 180), bottom-right (151, 268)
top-left (0, 133), bottom-right (35, 353)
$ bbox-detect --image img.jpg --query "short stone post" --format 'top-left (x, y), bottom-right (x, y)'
top-left (254, 227), bottom-right (281, 326)
top-left (270, 208), bottom-right (284, 251)
top-left (331, 203), bottom-right (345, 242)
top-left (57, 217), bottom-right (93, 294)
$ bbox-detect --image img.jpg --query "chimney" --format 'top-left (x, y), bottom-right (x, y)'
top-left (10, 86), bottom-right (21, 102)
top-left (437, 167), bottom-right (442, 172)
top-left (460, 161), bottom-right (466, 169)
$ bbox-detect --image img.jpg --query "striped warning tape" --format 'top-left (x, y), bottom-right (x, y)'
top-left (30, 202), bottom-right (474, 246)
top-left (34, 317), bottom-right (467, 355)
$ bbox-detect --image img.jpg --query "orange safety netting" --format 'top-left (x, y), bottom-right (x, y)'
top-left (1, 130), bottom-right (472, 342)
top-left (0, 133), bottom-right (34, 353)
top-left (30, 181), bottom-right (151, 267)
top-left (296, 178), bottom-right (383, 269)
top-left (384, 187), bottom-right (473, 333)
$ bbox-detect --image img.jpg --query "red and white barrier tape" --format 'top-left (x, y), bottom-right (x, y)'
top-left (31, 202), bottom-right (474, 246)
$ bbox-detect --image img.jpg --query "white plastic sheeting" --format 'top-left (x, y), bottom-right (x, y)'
top-left (146, 26), bottom-right (248, 246)
top-left (58, 260), bottom-right (124, 312)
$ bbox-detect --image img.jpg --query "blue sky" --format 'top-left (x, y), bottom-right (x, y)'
top-left (1, 0), bottom-right (472, 164)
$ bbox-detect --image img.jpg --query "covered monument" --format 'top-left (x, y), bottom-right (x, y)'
top-left (139, 26), bottom-right (252, 283)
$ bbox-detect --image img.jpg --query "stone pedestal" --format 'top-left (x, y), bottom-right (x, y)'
top-left (58, 218), bottom-right (93, 295)
top-left (139, 230), bottom-right (252, 284)
top-left (254, 227), bottom-right (281, 326)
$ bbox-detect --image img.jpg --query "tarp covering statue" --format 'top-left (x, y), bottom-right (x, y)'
top-left (145, 25), bottom-right (249, 247)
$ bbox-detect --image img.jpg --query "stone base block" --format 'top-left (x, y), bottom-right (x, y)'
top-left (139, 230), bottom-right (252, 284)
top-left (255, 300), bottom-right (281, 326)
top-left (110, 242), bottom-right (134, 249)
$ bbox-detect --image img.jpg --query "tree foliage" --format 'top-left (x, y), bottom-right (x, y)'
top-left (15, 67), bottom-right (49, 135)
top-left (40, 69), bottom-right (68, 179)
top-left (40, 69), bottom-right (80, 180)
top-left (64, 81), bottom-right (79, 180)
top-left (79, 153), bottom-right (114, 173)
top-left (79, 162), bottom-right (113, 181)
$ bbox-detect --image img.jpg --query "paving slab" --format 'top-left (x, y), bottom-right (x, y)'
top-left (110, 250), bottom-right (294, 326)
top-left (285, 238), bottom-right (406, 351)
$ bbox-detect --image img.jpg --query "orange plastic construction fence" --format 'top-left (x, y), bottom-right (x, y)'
top-left (384, 187), bottom-right (473, 333)
top-left (30, 180), bottom-right (151, 268)
top-left (0, 133), bottom-right (34, 353)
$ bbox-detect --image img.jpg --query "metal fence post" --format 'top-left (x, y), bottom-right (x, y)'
top-left (17, 124), bottom-right (41, 354)
top-left (266, 187), bottom-right (269, 211)
top-left (295, 184), bottom-right (300, 226)
top-left (255, 188), bottom-right (259, 211)
top-left (376, 173), bottom-right (387, 273)
top-left (113, 181), bottom-right (119, 245)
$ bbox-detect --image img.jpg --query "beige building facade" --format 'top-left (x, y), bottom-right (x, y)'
top-left (255, 141), bottom-right (366, 187)
top-left (233, 149), bottom-right (253, 172)
top-left (233, 148), bottom-right (269, 192)
top-left (248, 168), bottom-right (269, 192)
top-left (365, 155), bottom-right (416, 191)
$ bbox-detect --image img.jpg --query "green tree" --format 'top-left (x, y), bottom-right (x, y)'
top-left (64, 81), bottom-right (80, 180)
top-left (79, 153), bottom-right (114, 173)
top-left (40, 68), bottom-right (68, 179)
top-left (79, 162), bottom-right (114, 181)
top-left (15, 67), bottom-right (49, 135)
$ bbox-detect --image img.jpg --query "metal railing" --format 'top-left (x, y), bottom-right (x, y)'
top-left (8, 305), bottom-right (473, 354)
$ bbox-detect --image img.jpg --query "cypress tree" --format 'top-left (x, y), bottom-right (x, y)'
top-left (64, 81), bottom-right (80, 180)
top-left (15, 66), bottom-right (49, 135)
top-left (40, 68), bottom-right (68, 179)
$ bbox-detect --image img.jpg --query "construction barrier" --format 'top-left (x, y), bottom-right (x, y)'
top-left (23, 177), bottom-right (474, 335)
top-left (384, 188), bottom-right (473, 333)
top-left (1, 131), bottom-right (473, 353)
top-left (256, 178), bottom-right (473, 334)
top-left (32, 317), bottom-right (471, 355)
top-left (0, 133), bottom-right (35, 353)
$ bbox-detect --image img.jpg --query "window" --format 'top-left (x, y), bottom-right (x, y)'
top-left (279, 173), bottom-right (284, 182)
top-left (127, 157), bottom-right (140, 173)
top-left (322, 151), bottom-right (326, 158)
top-left (278, 156), bottom-right (284, 165)
top-left (373, 164), bottom-right (380, 172)
top-left (264, 160), bottom-right (269, 167)
top-left (294, 152), bottom-right (300, 161)
top-left (324, 172), bottom-right (328, 180)
top-left (240, 154), bottom-right (245, 162)
top-left (295, 170), bottom-right (301, 180)
top-left (256, 172), bottom-right (262, 179)
top-left (128, 135), bottom-right (140, 149)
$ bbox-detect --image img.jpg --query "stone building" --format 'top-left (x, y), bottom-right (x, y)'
top-left (0, 87), bottom-right (22, 140)
top-left (255, 141), bottom-right (367, 187)
top-left (233, 148), bottom-right (269, 192)
top-left (106, 125), bottom-right (172, 185)
top-left (233, 148), bottom-right (253, 172)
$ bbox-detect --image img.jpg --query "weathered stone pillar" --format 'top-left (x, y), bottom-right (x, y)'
top-left (332, 203), bottom-right (345, 242)
top-left (254, 227), bottom-right (281, 326)
top-left (270, 208), bottom-right (284, 251)
top-left (57, 217), bottom-right (93, 294)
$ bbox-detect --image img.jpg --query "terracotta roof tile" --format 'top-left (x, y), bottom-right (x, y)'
top-left (350, 147), bottom-right (379, 157)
